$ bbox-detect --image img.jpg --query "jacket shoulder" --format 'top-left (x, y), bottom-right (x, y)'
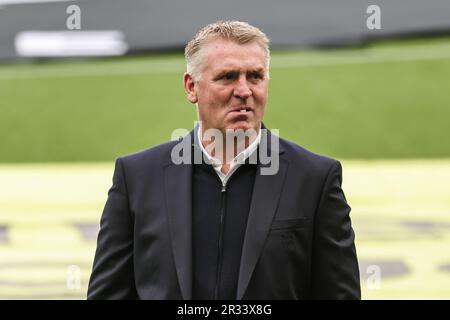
top-left (117, 139), bottom-right (179, 169)
top-left (278, 136), bottom-right (339, 173)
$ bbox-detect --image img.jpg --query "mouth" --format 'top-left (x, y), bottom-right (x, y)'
top-left (229, 107), bottom-right (253, 114)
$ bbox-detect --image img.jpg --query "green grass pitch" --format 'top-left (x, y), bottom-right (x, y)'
top-left (1, 37), bottom-right (450, 162)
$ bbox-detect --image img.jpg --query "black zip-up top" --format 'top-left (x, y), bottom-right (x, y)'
top-left (192, 160), bottom-right (257, 299)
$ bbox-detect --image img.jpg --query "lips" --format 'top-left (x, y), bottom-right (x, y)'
top-left (228, 110), bottom-right (251, 118)
top-left (229, 106), bottom-right (253, 114)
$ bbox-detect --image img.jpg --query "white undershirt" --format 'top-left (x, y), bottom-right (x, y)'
top-left (197, 125), bottom-right (261, 189)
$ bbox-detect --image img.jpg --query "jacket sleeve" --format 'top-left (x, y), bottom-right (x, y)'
top-left (310, 161), bottom-right (361, 299)
top-left (87, 158), bottom-right (138, 299)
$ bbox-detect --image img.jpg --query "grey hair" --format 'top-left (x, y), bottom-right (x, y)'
top-left (185, 20), bottom-right (270, 80)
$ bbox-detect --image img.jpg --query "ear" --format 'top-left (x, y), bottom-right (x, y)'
top-left (183, 72), bottom-right (198, 104)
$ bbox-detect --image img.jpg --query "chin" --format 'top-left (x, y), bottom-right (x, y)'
top-left (227, 122), bottom-right (254, 132)
top-left (227, 125), bottom-right (251, 133)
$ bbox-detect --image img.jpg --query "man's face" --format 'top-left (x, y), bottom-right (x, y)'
top-left (184, 38), bottom-right (269, 135)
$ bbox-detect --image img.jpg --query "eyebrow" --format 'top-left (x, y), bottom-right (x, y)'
top-left (213, 68), bottom-right (265, 79)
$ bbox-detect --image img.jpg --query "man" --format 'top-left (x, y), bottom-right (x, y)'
top-left (87, 21), bottom-right (360, 300)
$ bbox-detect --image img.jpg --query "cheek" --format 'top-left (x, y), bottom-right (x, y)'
top-left (215, 87), bottom-right (234, 102)
top-left (253, 86), bottom-right (268, 104)
top-left (199, 85), bottom-right (231, 105)
top-left (197, 92), bottom-right (229, 122)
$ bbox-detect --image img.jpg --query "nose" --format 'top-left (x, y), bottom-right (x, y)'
top-left (233, 75), bottom-right (252, 100)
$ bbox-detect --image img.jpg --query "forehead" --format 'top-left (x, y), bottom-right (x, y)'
top-left (202, 38), bottom-right (266, 72)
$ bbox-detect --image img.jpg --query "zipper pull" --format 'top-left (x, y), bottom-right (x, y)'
top-left (221, 184), bottom-right (226, 192)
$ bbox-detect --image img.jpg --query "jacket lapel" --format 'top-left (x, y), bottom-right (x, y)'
top-left (164, 162), bottom-right (192, 300)
top-left (237, 130), bottom-right (288, 299)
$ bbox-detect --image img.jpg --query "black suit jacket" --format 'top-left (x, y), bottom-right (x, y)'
top-left (87, 127), bottom-right (360, 299)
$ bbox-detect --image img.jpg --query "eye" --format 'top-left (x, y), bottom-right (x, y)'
top-left (249, 72), bottom-right (264, 80)
top-left (222, 72), bottom-right (237, 80)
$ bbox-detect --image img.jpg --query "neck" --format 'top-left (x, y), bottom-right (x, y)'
top-left (200, 125), bottom-right (260, 164)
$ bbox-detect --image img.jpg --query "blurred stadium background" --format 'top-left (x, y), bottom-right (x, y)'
top-left (1, 0), bottom-right (450, 299)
